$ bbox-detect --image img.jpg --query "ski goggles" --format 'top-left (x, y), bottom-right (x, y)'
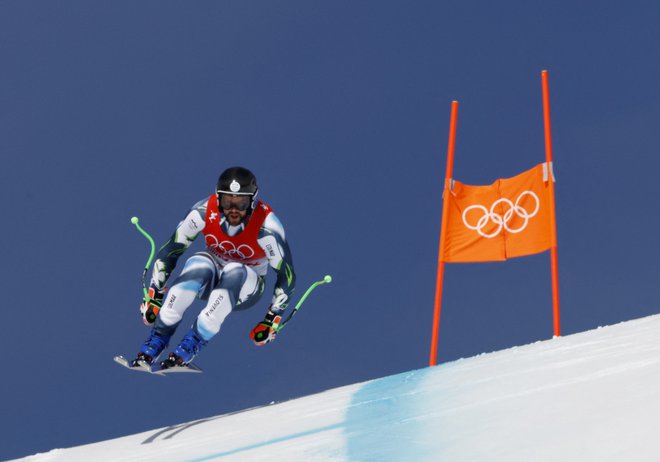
top-left (219, 194), bottom-right (251, 211)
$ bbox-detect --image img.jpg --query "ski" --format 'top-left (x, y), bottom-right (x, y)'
top-left (113, 355), bottom-right (202, 375)
top-left (157, 362), bottom-right (203, 374)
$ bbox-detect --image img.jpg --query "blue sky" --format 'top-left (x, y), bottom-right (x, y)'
top-left (1, 1), bottom-right (660, 459)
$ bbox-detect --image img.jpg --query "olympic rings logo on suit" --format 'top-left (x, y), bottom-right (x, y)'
top-left (462, 191), bottom-right (540, 238)
top-left (205, 235), bottom-right (256, 259)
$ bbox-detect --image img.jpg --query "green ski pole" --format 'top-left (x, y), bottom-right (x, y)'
top-left (130, 216), bottom-right (156, 300)
top-left (276, 275), bottom-right (332, 332)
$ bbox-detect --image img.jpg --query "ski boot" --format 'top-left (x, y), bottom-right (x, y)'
top-left (132, 330), bottom-right (170, 366)
top-left (160, 328), bottom-right (207, 369)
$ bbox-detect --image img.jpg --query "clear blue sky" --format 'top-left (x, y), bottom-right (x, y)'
top-left (1, 1), bottom-right (659, 460)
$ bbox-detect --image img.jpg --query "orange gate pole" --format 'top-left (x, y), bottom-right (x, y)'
top-left (541, 70), bottom-right (561, 337)
top-left (430, 100), bottom-right (459, 366)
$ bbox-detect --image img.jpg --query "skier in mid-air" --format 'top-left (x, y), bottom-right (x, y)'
top-left (130, 166), bottom-right (296, 369)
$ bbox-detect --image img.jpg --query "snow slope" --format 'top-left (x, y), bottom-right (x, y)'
top-left (12, 314), bottom-right (660, 462)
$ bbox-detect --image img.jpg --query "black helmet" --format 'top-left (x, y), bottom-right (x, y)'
top-left (216, 166), bottom-right (259, 210)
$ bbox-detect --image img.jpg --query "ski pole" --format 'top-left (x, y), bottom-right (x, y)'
top-left (276, 275), bottom-right (332, 332)
top-left (130, 216), bottom-right (156, 300)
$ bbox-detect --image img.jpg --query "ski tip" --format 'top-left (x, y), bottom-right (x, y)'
top-left (114, 355), bottom-right (165, 375)
top-left (113, 355), bottom-right (130, 367)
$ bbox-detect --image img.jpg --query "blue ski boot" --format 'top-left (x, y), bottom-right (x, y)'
top-left (160, 328), bottom-right (207, 369)
top-left (133, 330), bottom-right (171, 366)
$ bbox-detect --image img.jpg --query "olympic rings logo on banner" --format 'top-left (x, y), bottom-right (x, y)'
top-left (205, 235), bottom-right (256, 259)
top-left (462, 191), bottom-right (540, 238)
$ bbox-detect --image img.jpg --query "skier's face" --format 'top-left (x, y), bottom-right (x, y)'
top-left (220, 194), bottom-right (250, 225)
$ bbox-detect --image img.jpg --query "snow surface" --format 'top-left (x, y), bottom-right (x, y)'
top-left (11, 314), bottom-right (660, 462)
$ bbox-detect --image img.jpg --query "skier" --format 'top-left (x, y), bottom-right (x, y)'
top-left (131, 166), bottom-right (296, 369)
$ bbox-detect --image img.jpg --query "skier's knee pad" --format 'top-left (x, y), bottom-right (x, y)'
top-left (219, 262), bottom-right (262, 308)
top-left (218, 263), bottom-right (249, 302)
top-left (174, 255), bottom-right (217, 298)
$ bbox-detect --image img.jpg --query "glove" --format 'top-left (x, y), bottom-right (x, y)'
top-left (140, 286), bottom-right (165, 325)
top-left (250, 308), bottom-right (282, 346)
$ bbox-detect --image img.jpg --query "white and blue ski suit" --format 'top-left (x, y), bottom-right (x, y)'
top-left (149, 194), bottom-right (296, 342)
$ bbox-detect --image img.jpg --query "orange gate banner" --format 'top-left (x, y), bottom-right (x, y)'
top-left (442, 163), bottom-right (555, 263)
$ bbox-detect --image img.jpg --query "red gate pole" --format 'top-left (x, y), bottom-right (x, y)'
top-left (541, 70), bottom-right (561, 337)
top-left (430, 100), bottom-right (459, 366)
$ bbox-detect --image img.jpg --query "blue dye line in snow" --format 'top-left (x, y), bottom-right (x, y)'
top-left (184, 423), bottom-right (343, 461)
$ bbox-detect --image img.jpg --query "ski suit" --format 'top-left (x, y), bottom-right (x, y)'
top-left (149, 194), bottom-right (296, 341)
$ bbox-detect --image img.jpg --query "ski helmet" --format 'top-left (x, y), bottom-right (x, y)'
top-left (216, 166), bottom-right (259, 212)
